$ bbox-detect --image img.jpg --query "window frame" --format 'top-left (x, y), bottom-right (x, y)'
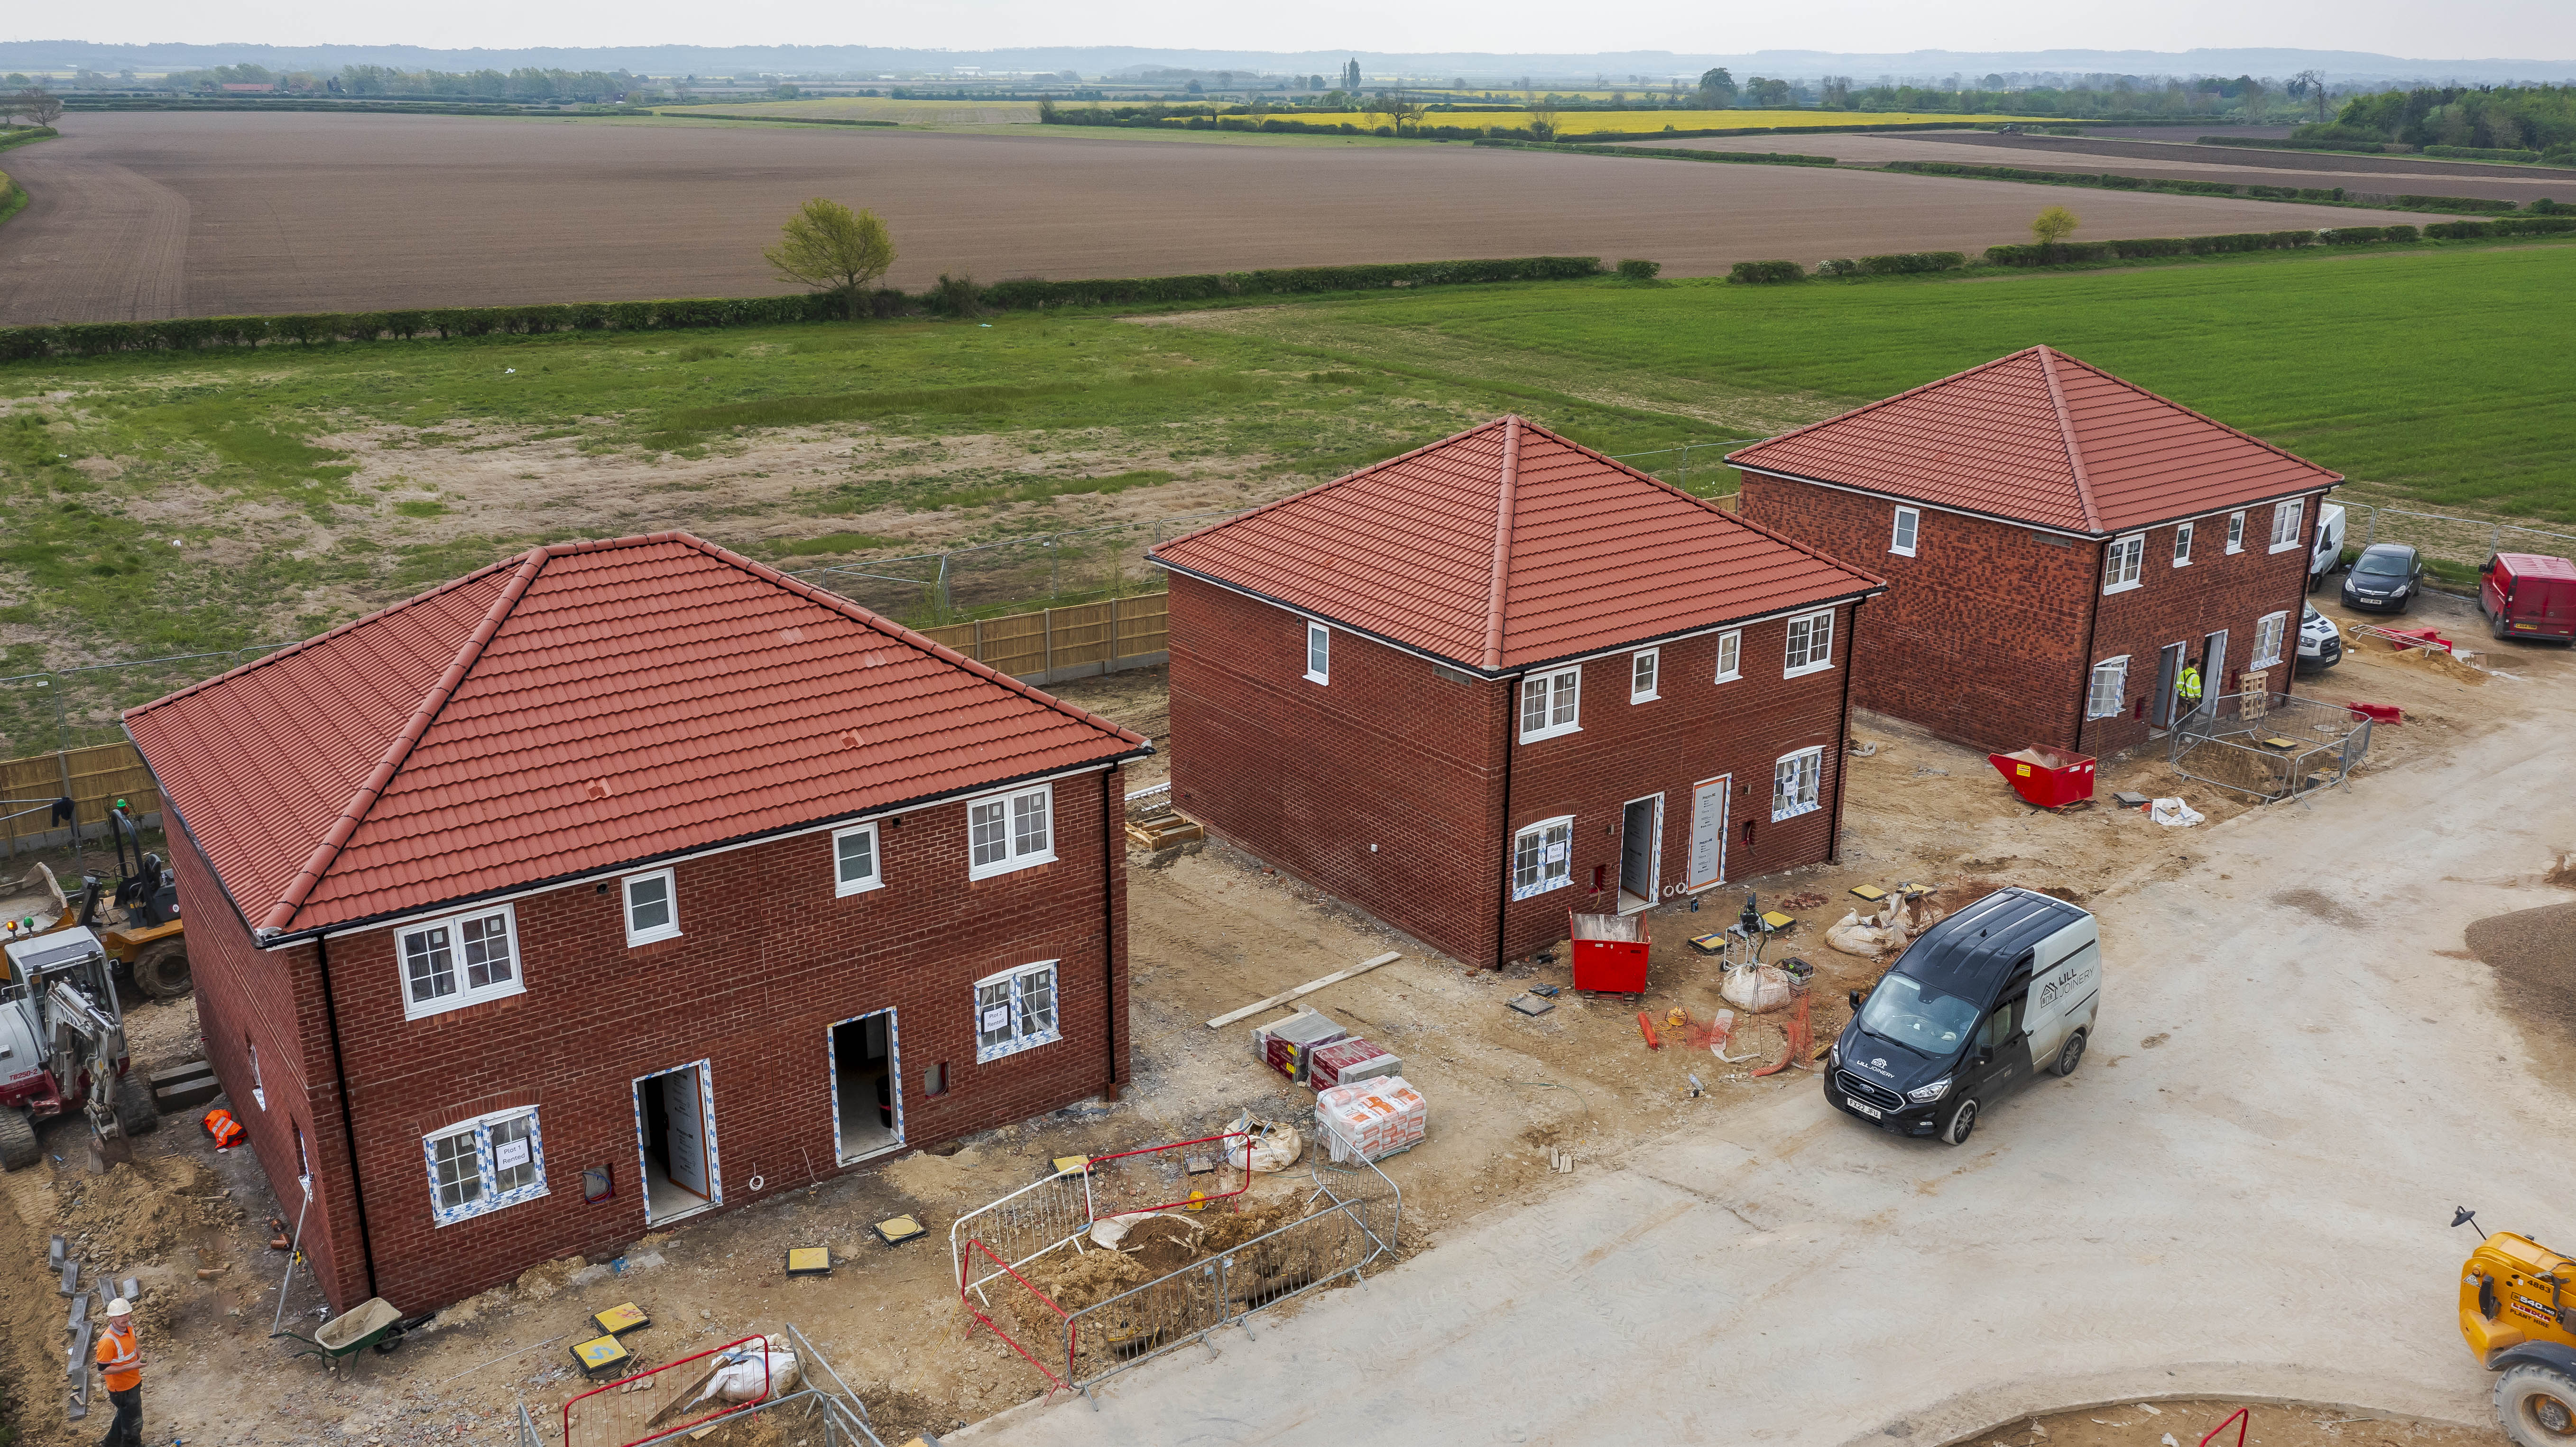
top-left (2270, 499), bottom-right (2306, 553)
top-left (396, 903), bottom-right (524, 1021)
top-left (2172, 521), bottom-right (2194, 567)
top-left (1782, 610), bottom-right (1836, 679)
top-left (423, 1106), bottom-right (549, 1227)
top-left (2251, 610), bottom-right (2289, 669)
top-left (2086, 656), bottom-right (2130, 720)
top-left (1303, 619), bottom-right (1330, 685)
top-left (1771, 747), bottom-right (1825, 823)
top-left (973, 961), bottom-right (1062, 1063)
top-left (1713, 629), bottom-right (1742, 683)
top-left (2103, 534), bottom-right (2146, 594)
top-left (1517, 666), bottom-right (1582, 744)
top-left (620, 867), bottom-right (681, 948)
top-left (249, 1038), bottom-right (265, 1112)
top-left (967, 783), bottom-right (1057, 881)
top-left (1629, 648), bottom-right (1659, 703)
top-left (832, 821), bottom-right (884, 898)
top-left (1510, 815), bottom-right (1576, 902)
top-left (2225, 511), bottom-right (2246, 553)
top-left (1889, 505), bottom-right (1920, 558)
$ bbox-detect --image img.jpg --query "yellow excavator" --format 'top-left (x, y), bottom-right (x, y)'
top-left (0, 802), bottom-right (189, 1002)
top-left (2456, 1208), bottom-right (2576, 1447)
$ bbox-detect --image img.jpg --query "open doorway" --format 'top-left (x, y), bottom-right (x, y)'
top-left (1616, 793), bottom-right (1663, 914)
top-left (829, 1009), bottom-right (903, 1164)
top-left (633, 1060), bottom-right (719, 1226)
top-left (2150, 641), bottom-right (2186, 729)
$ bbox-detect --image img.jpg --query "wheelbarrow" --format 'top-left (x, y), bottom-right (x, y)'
top-left (273, 1297), bottom-right (421, 1361)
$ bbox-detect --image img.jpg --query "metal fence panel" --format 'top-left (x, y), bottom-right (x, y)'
top-left (2170, 691), bottom-right (2371, 802)
top-left (2344, 503), bottom-right (2576, 574)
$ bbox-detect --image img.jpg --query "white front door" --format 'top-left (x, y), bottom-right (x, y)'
top-left (663, 1069), bottom-right (710, 1198)
top-left (1685, 775), bottom-right (1730, 892)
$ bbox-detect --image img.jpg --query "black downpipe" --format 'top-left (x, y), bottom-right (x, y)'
top-left (312, 936), bottom-right (381, 1303)
top-left (1100, 770), bottom-right (1120, 1102)
top-left (1827, 598), bottom-right (1865, 864)
top-left (1493, 677), bottom-right (1518, 968)
top-left (2072, 543), bottom-right (2105, 753)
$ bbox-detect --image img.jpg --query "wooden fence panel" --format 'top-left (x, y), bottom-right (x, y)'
top-left (3, 742), bottom-right (161, 853)
top-left (1112, 594), bottom-right (1170, 660)
top-left (916, 622), bottom-right (979, 659)
top-left (1048, 601), bottom-right (1115, 673)
top-left (976, 612), bottom-right (1049, 680)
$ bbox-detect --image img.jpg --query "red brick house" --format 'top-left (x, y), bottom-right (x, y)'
top-left (1730, 346), bottom-right (2340, 757)
top-left (125, 533), bottom-right (1149, 1313)
top-left (1152, 417), bottom-right (1885, 967)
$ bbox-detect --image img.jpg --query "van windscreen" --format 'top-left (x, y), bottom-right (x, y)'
top-left (1857, 973), bottom-right (1979, 1054)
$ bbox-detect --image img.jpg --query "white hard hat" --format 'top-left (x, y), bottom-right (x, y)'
top-left (106, 1297), bottom-right (132, 1317)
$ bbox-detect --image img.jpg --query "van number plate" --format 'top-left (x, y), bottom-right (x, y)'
top-left (1847, 1099), bottom-right (1883, 1120)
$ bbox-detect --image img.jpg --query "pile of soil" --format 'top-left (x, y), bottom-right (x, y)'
top-left (2466, 900), bottom-right (2576, 1046)
top-left (1117, 1215), bottom-right (1202, 1276)
top-left (1196, 1196), bottom-right (1308, 1253)
top-left (55, 1155), bottom-right (237, 1263)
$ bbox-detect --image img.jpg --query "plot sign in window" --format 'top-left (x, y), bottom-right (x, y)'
top-left (981, 1006), bottom-right (1012, 1033)
top-left (494, 1138), bottom-right (531, 1171)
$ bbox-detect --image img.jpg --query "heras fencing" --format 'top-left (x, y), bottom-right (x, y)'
top-left (2168, 691), bottom-right (2373, 802)
top-left (2343, 503), bottom-right (2576, 576)
top-left (540, 1322), bottom-right (886, 1447)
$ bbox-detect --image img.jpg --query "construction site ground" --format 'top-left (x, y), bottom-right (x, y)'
top-left (0, 585), bottom-right (2562, 1447)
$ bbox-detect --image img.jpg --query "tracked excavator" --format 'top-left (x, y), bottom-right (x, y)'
top-left (2456, 1208), bottom-right (2576, 1447)
top-left (0, 923), bottom-right (159, 1170)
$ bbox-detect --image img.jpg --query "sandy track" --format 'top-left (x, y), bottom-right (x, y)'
top-left (0, 113), bottom-right (2435, 324)
top-left (0, 129), bottom-right (189, 323)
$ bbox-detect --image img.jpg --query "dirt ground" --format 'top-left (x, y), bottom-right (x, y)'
top-left (0, 112), bottom-right (2432, 325)
top-left (0, 588), bottom-right (2562, 1447)
top-left (1987, 1399), bottom-right (2491, 1447)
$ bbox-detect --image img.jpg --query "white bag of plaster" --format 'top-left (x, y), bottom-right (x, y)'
top-left (1223, 1110), bottom-right (1304, 1173)
top-left (2150, 798), bottom-right (2204, 828)
top-left (1719, 964), bottom-right (1794, 1014)
top-left (692, 1338), bottom-right (800, 1407)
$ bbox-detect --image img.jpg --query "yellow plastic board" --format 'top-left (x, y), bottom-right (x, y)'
top-left (571, 1335), bottom-right (631, 1373)
top-left (592, 1301), bottom-right (650, 1336)
top-left (785, 1247), bottom-right (831, 1276)
top-left (874, 1214), bottom-right (927, 1246)
top-left (1051, 1155), bottom-right (1090, 1177)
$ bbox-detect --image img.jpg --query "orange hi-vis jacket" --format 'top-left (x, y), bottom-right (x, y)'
top-left (203, 1108), bottom-right (244, 1149)
top-left (97, 1320), bottom-right (140, 1392)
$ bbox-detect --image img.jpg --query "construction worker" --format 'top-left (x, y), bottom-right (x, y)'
top-left (96, 1296), bottom-right (142, 1447)
top-left (2177, 660), bottom-right (2205, 714)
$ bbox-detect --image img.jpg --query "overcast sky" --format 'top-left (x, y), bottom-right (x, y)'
top-left (28, 0), bottom-right (2576, 61)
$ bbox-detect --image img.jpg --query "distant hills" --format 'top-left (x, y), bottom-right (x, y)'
top-left (2, 42), bottom-right (2570, 86)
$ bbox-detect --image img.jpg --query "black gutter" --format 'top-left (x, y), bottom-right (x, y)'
top-left (1827, 596), bottom-right (1865, 864)
top-left (2072, 543), bottom-right (2106, 753)
top-left (1152, 557), bottom-right (1884, 682)
top-left (1492, 680), bottom-right (1517, 968)
top-left (260, 747), bottom-right (1154, 947)
top-left (1100, 770), bottom-right (1120, 1102)
top-left (312, 935), bottom-right (382, 1304)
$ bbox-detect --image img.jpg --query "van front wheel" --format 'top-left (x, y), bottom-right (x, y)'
top-left (1940, 1097), bottom-right (1980, 1146)
top-left (2053, 1031), bottom-right (2087, 1078)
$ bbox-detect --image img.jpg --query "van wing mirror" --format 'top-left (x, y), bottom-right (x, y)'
top-left (1847, 988), bottom-right (1865, 1012)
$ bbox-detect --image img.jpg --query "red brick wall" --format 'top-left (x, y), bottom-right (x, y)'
top-left (170, 772), bottom-right (1128, 1314)
top-left (1167, 575), bottom-right (1511, 963)
top-left (2076, 494), bottom-right (2322, 756)
top-left (1740, 476), bottom-right (2324, 756)
top-left (1166, 574), bottom-right (1856, 965)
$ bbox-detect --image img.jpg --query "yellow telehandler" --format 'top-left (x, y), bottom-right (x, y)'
top-left (2456, 1208), bottom-right (2576, 1446)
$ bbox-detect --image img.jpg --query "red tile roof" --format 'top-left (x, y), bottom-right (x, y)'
top-left (1151, 417), bottom-right (1884, 672)
top-left (1726, 346), bottom-right (2340, 535)
top-left (127, 533), bottom-right (1149, 940)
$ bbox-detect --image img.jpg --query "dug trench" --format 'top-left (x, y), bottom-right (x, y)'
top-left (0, 615), bottom-right (2561, 1446)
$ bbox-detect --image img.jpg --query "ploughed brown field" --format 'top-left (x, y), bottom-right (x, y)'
top-left (0, 111), bottom-right (2438, 325)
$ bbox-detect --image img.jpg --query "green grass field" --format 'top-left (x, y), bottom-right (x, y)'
top-left (1, 238), bottom-right (2570, 749)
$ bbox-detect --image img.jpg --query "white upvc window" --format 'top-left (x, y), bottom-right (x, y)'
top-left (1629, 648), bottom-right (1659, 702)
top-left (1771, 747), bottom-right (1824, 822)
top-left (249, 1040), bottom-right (265, 1112)
top-left (424, 1106), bottom-right (547, 1226)
top-left (397, 904), bottom-right (523, 1019)
top-left (2251, 610), bottom-right (2289, 668)
top-left (2269, 498), bottom-right (2306, 553)
top-left (1890, 506), bottom-right (1920, 557)
top-left (1518, 666), bottom-right (1581, 743)
top-left (2225, 511), bottom-right (2246, 553)
top-left (1304, 620), bottom-right (1330, 684)
top-left (1511, 815), bottom-right (1576, 901)
top-left (2086, 657), bottom-right (2130, 719)
top-left (2103, 534), bottom-right (2146, 593)
top-left (974, 961), bottom-right (1060, 1062)
top-left (833, 822), bottom-right (883, 897)
top-left (1713, 630), bottom-right (1742, 683)
top-left (2173, 521), bottom-right (2194, 567)
top-left (968, 783), bottom-right (1055, 880)
top-left (1783, 610), bottom-right (1835, 678)
top-left (621, 867), bottom-right (680, 947)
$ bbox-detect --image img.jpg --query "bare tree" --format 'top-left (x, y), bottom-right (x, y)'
top-left (13, 87), bottom-right (65, 126)
top-left (763, 198), bottom-right (897, 321)
top-left (2287, 68), bottom-right (2328, 123)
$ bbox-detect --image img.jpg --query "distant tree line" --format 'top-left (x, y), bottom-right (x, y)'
top-left (2319, 84), bottom-right (2576, 160)
top-left (159, 62), bottom-right (662, 103)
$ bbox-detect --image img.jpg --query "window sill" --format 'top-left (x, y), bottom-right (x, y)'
top-left (1517, 723), bottom-right (1581, 746)
top-left (1888, 547), bottom-right (1916, 559)
top-left (1512, 874), bottom-right (1572, 903)
top-left (2251, 655), bottom-right (2283, 670)
top-left (1714, 671), bottom-right (1741, 684)
top-left (1303, 671), bottom-right (1330, 685)
top-left (2225, 545), bottom-right (2244, 555)
top-left (624, 924), bottom-right (683, 949)
top-left (2171, 558), bottom-right (2191, 568)
top-left (834, 875), bottom-right (885, 899)
top-left (2269, 541), bottom-right (2303, 554)
top-left (1629, 691), bottom-right (1659, 704)
top-left (1770, 800), bottom-right (1822, 824)
top-left (431, 1184), bottom-right (549, 1229)
top-left (968, 851), bottom-right (1057, 883)
top-left (977, 1028), bottom-right (1062, 1065)
top-left (403, 979), bottom-right (527, 1023)
top-left (2101, 580), bottom-right (2142, 596)
top-left (1782, 660), bottom-right (1835, 680)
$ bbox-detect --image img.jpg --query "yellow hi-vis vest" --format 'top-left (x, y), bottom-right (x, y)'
top-left (2178, 666), bottom-right (2204, 700)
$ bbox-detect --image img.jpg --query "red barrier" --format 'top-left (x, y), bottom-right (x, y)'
top-left (2197, 1407), bottom-right (2250, 1447)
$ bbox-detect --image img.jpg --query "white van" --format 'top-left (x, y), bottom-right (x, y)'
top-left (1825, 888), bottom-right (2102, 1145)
top-left (2308, 503), bottom-right (2348, 593)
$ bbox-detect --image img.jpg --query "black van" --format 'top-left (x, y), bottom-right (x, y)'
top-left (1824, 888), bottom-right (2101, 1146)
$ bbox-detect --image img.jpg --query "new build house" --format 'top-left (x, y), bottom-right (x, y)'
top-left (126, 533), bottom-right (1149, 1313)
top-left (1730, 346), bottom-right (2340, 757)
top-left (1152, 417), bottom-right (1886, 967)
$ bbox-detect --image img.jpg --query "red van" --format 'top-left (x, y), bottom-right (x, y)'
top-left (2480, 553), bottom-right (2576, 643)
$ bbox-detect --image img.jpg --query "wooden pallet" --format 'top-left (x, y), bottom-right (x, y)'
top-left (1125, 813), bottom-right (1203, 849)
